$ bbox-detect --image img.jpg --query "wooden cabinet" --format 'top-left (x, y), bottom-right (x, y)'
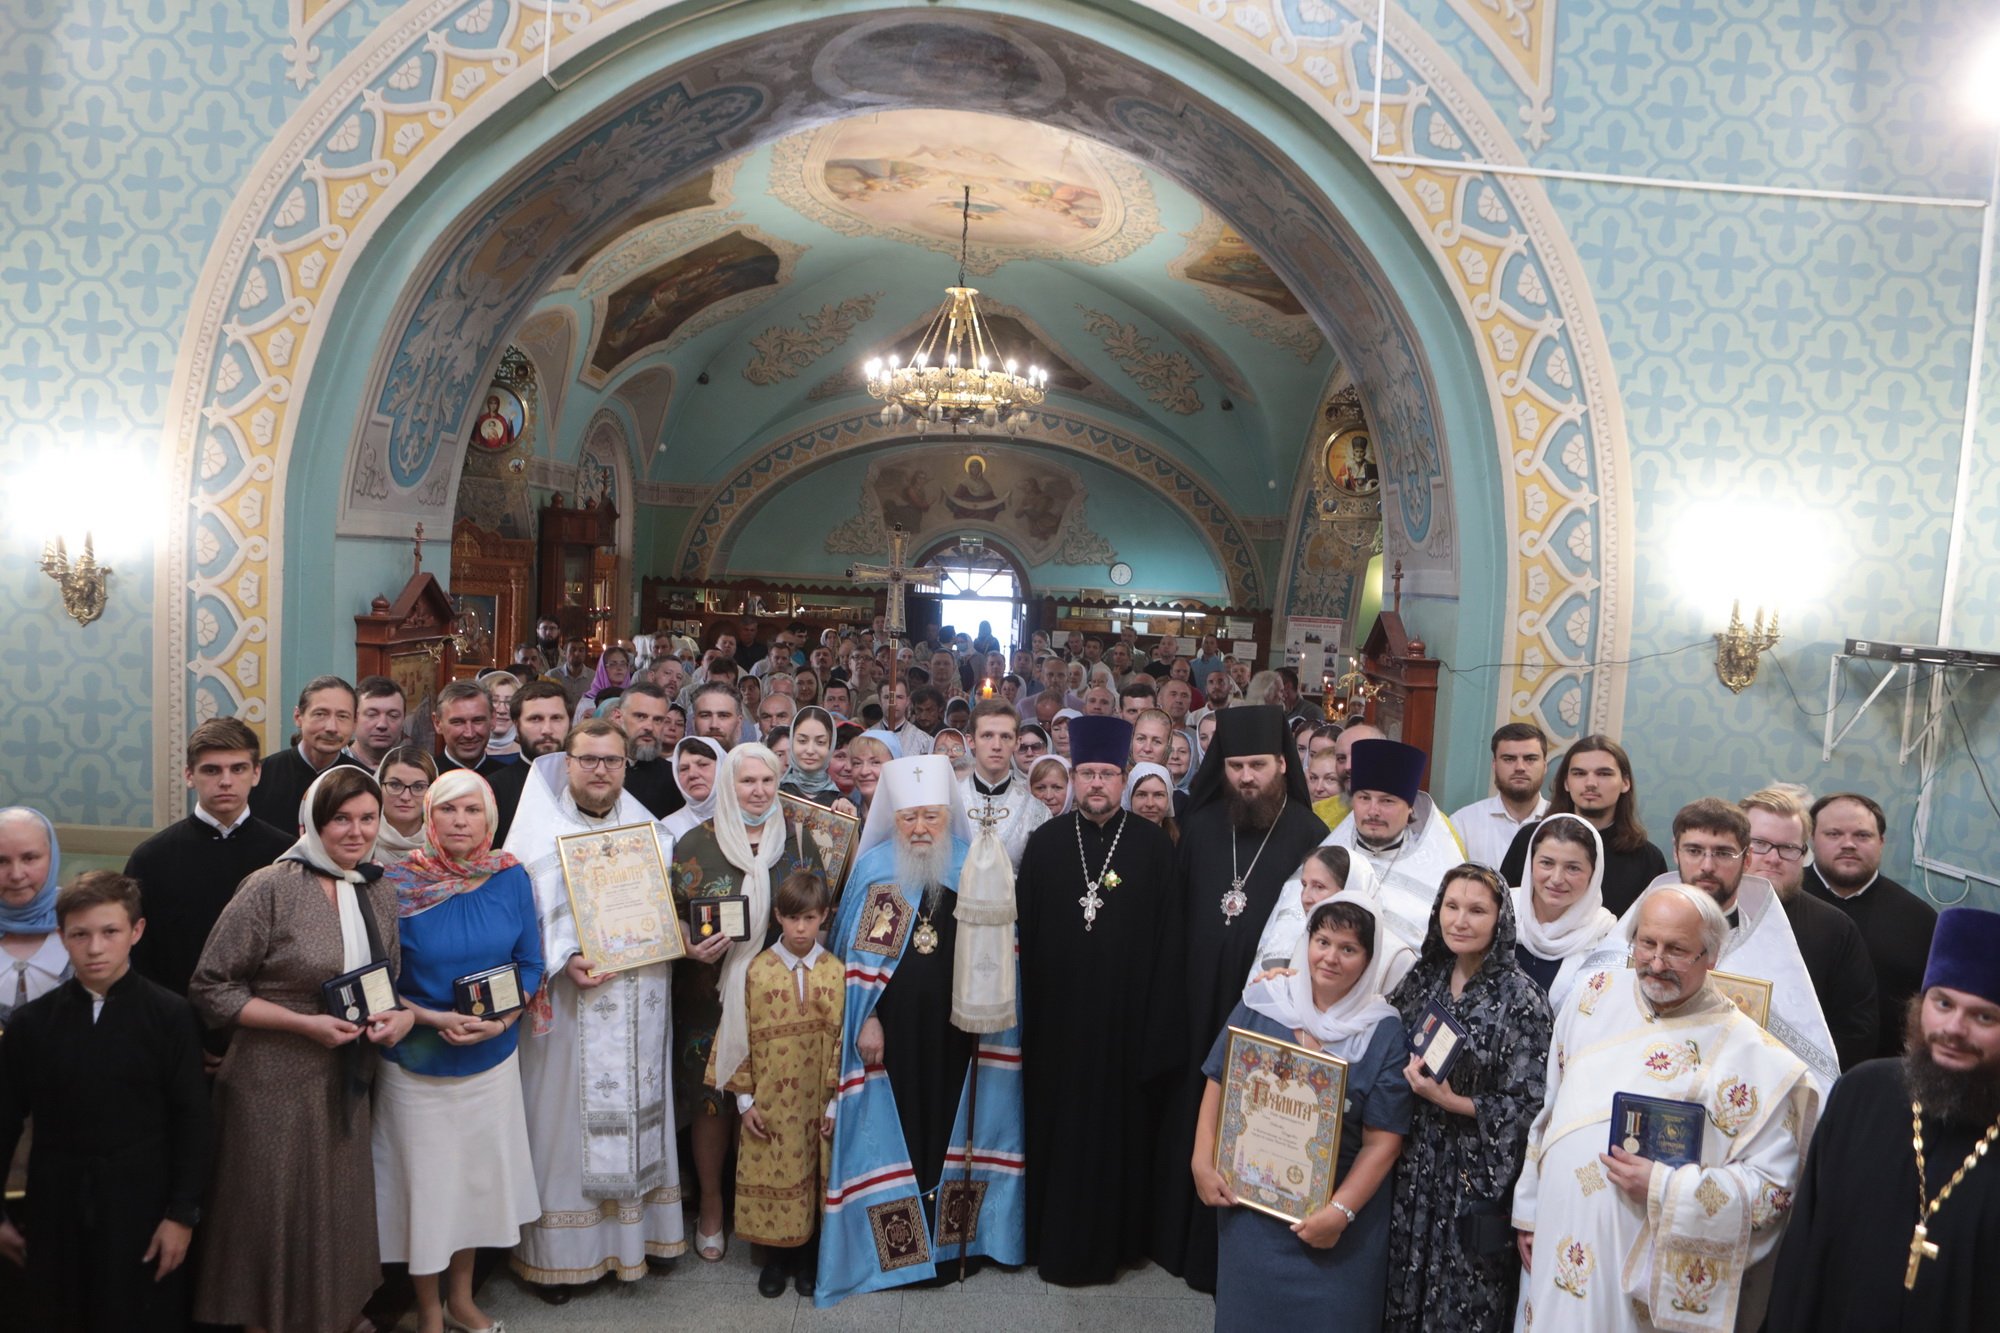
top-left (1358, 608), bottom-right (1441, 790)
top-left (354, 569), bottom-right (459, 727)
top-left (448, 519), bottom-right (532, 675)
top-left (536, 496), bottom-right (618, 648)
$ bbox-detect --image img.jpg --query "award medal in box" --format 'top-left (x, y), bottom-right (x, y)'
top-left (691, 894), bottom-right (753, 943)
top-left (1609, 1091), bottom-right (1705, 1168)
top-left (322, 960), bottom-right (397, 1024)
top-left (453, 962), bottom-right (525, 1018)
top-left (1410, 998), bottom-right (1470, 1083)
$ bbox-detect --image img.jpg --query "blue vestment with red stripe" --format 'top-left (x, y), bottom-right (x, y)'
top-left (815, 837), bottom-right (1026, 1305)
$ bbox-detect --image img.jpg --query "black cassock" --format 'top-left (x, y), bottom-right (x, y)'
top-left (1768, 1057), bottom-right (2000, 1332)
top-left (126, 812), bottom-right (293, 1000)
top-left (875, 885), bottom-right (974, 1220)
top-left (1018, 810), bottom-right (1177, 1286)
top-left (0, 971), bottom-right (211, 1332)
top-left (1149, 798), bottom-right (1327, 1290)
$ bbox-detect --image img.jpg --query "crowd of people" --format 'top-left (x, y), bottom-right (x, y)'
top-left (2, 612), bottom-right (1997, 1333)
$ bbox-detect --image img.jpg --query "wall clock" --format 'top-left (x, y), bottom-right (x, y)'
top-left (1108, 561), bottom-right (1133, 586)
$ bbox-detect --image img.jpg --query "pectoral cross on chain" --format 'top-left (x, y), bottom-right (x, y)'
top-left (1079, 881), bottom-right (1105, 929)
top-left (1905, 1222), bottom-right (1938, 1289)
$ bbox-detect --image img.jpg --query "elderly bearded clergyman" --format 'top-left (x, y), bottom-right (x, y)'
top-left (817, 755), bottom-right (1025, 1304)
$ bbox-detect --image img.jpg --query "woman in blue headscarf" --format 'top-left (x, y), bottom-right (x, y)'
top-left (0, 807), bottom-right (64, 1026)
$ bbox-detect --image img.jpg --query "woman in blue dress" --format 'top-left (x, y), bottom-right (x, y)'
top-left (1192, 889), bottom-right (1415, 1332)
top-left (376, 769), bottom-right (544, 1333)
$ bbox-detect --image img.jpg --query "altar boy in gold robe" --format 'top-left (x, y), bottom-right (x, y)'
top-left (711, 866), bottom-right (844, 1299)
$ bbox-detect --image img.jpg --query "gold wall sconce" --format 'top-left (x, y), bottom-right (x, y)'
top-left (1715, 601), bottom-right (1779, 693)
top-left (41, 534), bottom-right (110, 626)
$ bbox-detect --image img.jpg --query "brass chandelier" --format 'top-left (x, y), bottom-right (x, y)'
top-left (864, 186), bottom-right (1048, 433)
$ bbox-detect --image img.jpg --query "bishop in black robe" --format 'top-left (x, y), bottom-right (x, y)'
top-left (1149, 705), bottom-right (1326, 1291)
top-left (0, 970), bottom-right (212, 1331)
top-left (1017, 718), bottom-right (1177, 1286)
top-left (126, 810), bottom-right (291, 1001)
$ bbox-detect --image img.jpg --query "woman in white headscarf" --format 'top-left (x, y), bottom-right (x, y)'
top-left (1509, 813), bottom-right (1617, 1012)
top-left (1250, 847), bottom-right (1383, 983)
top-left (660, 736), bottom-right (726, 842)
top-left (1122, 761), bottom-right (1179, 845)
top-left (1028, 754), bottom-right (1073, 819)
top-left (668, 743), bottom-right (827, 1262)
top-left (1192, 889), bottom-right (1415, 1330)
top-left (189, 766), bottom-right (414, 1333)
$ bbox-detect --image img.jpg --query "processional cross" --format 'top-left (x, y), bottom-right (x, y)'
top-left (846, 523), bottom-right (943, 642)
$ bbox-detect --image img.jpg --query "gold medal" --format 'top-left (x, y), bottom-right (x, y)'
top-left (471, 1001), bottom-right (487, 1017)
top-left (913, 920), bottom-right (939, 955)
top-left (701, 921), bottom-right (715, 937)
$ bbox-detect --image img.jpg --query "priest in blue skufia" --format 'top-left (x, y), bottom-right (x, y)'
top-left (818, 754), bottom-right (1026, 1305)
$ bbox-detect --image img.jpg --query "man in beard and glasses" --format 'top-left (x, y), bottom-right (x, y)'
top-left (618, 682), bottom-right (683, 818)
top-left (1151, 704), bottom-right (1326, 1292)
top-left (1768, 905), bottom-right (2000, 1332)
top-left (818, 756), bottom-right (1026, 1304)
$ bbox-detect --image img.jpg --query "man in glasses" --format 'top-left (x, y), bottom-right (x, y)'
top-left (1514, 883), bottom-right (1814, 1333)
top-left (1591, 797), bottom-right (1843, 1094)
top-left (1743, 787), bottom-right (1879, 1071)
top-left (502, 720), bottom-right (687, 1301)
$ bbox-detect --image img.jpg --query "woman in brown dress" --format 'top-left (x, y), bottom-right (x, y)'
top-left (190, 766), bottom-right (413, 1333)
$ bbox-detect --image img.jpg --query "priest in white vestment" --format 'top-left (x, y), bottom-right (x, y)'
top-left (1579, 799), bottom-right (1841, 1094)
top-left (505, 725), bottom-right (687, 1292)
top-left (956, 699), bottom-right (1048, 869)
top-left (1512, 884), bottom-right (1817, 1333)
top-left (1321, 738), bottom-right (1465, 949)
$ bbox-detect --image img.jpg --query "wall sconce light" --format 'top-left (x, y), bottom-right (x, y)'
top-left (1715, 601), bottom-right (1779, 693)
top-left (41, 534), bottom-right (110, 626)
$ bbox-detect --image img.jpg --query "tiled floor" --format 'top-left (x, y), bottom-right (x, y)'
top-left (465, 1245), bottom-right (1215, 1332)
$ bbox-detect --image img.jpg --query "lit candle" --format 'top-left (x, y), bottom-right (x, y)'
top-left (980, 677), bottom-right (994, 699)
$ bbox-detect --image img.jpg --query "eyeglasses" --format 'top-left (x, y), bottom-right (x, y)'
top-left (569, 755), bottom-right (632, 772)
top-left (1630, 938), bottom-right (1703, 966)
top-left (1676, 843), bottom-right (1744, 864)
top-left (1747, 837), bottom-right (1807, 862)
top-left (381, 779), bottom-right (430, 796)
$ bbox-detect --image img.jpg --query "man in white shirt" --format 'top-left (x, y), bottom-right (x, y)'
top-left (1449, 722), bottom-right (1550, 870)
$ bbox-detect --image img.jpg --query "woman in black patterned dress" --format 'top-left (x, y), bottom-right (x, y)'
top-left (1383, 863), bottom-right (1553, 1333)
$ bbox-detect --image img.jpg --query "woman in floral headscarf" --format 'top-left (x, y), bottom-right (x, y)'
top-left (377, 768), bottom-right (544, 1333)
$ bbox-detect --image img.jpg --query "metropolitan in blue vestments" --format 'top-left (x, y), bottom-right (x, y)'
top-left (818, 755), bottom-right (1026, 1306)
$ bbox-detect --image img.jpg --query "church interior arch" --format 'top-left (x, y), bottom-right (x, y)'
top-left (155, 0), bottom-right (1630, 816)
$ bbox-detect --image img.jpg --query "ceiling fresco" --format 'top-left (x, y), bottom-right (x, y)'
top-left (504, 102), bottom-right (1336, 508)
top-left (769, 109), bottom-right (1161, 271)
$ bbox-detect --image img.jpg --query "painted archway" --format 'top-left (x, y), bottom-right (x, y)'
top-left (155, 0), bottom-right (1629, 818)
top-left (682, 408), bottom-right (1256, 606)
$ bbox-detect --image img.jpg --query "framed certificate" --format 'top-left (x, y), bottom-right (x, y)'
top-left (782, 794), bottom-right (860, 896)
top-left (1410, 999), bottom-right (1469, 1082)
top-left (322, 960), bottom-right (397, 1023)
top-left (691, 894), bottom-right (752, 943)
top-left (453, 963), bottom-right (525, 1018)
top-left (1610, 1091), bottom-right (1704, 1168)
top-left (1708, 969), bottom-right (1773, 1028)
top-left (557, 822), bottom-right (689, 973)
top-left (1214, 1026), bottom-right (1349, 1224)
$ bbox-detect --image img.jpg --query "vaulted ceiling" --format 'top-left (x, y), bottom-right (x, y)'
top-left (516, 109), bottom-right (1339, 519)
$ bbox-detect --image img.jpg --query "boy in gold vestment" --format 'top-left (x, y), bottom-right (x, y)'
top-left (709, 867), bottom-right (843, 1298)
